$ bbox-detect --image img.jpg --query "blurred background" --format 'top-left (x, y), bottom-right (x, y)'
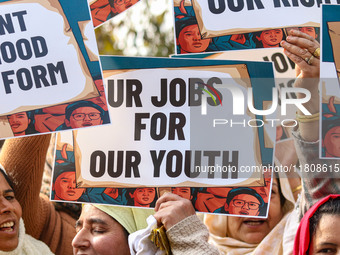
top-left (95, 0), bottom-right (175, 57)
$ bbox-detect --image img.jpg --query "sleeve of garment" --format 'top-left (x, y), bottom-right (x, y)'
top-left (166, 215), bottom-right (221, 255)
top-left (0, 135), bottom-right (76, 255)
top-left (292, 130), bottom-right (340, 216)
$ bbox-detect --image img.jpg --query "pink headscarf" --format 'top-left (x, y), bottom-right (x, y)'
top-left (293, 194), bottom-right (340, 255)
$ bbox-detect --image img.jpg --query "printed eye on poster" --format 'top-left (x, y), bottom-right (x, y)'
top-left (51, 56), bottom-right (278, 217)
top-left (0, 0), bottom-right (110, 139)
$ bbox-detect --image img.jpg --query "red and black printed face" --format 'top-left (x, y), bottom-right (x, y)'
top-left (177, 24), bottom-right (211, 54)
top-left (171, 187), bottom-right (192, 200)
top-left (53, 171), bottom-right (85, 201)
top-left (323, 126), bottom-right (340, 157)
top-left (227, 194), bottom-right (261, 216)
top-left (226, 179), bottom-right (284, 244)
top-left (230, 34), bottom-right (246, 44)
top-left (110, 0), bottom-right (139, 14)
top-left (130, 188), bottom-right (156, 207)
top-left (7, 112), bottom-right (30, 136)
top-left (65, 107), bottom-right (103, 129)
top-left (299, 27), bottom-right (317, 39)
top-left (256, 29), bottom-right (283, 48)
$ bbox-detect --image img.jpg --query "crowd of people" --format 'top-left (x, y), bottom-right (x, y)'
top-left (0, 27), bottom-right (339, 255)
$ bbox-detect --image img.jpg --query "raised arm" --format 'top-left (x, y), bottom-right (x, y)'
top-left (281, 29), bottom-right (320, 142)
top-left (281, 30), bottom-right (340, 214)
top-left (0, 135), bottom-right (76, 255)
top-left (0, 134), bottom-right (51, 237)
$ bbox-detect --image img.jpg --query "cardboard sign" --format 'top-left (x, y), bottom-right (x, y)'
top-left (173, 0), bottom-right (323, 54)
top-left (321, 4), bottom-right (340, 158)
top-left (51, 56), bottom-right (277, 217)
top-left (52, 130), bottom-right (273, 216)
top-left (0, 0), bottom-right (109, 139)
top-left (191, 0), bottom-right (330, 37)
top-left (172, 48), bottom-right (299, 144)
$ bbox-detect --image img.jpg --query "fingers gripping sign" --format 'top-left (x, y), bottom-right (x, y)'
top-left (154, 192), bottom-right (196, 230)
top-left (280, 29), bottom-right (320, 79)
top-left (280, 29), bottom-right (320, 142)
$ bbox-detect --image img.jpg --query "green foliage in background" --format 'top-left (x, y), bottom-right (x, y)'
top-left (95, 0), bottom-right (174, 57)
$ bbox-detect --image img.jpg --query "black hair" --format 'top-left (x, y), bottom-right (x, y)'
top-left (65, 101), bottom-right (105, 121)
top-left (309, 197), bottom-right (340, 236)
top-left (25, 111), bottom-right (37, 135)
top-left (0, 167), bottom-right (15, 192)
top-left (108, 0), bottom-right (115, 8)
top-left (53, 162), bottom-right (76, 184)
top-left (7, 111), bottom-right (37, 135)
top-left (175, 16), bottom-right (198, 38)
top-left (226, 187), bottom-right (265, 208)
top-left (322, 118), bottom-right (340, 139)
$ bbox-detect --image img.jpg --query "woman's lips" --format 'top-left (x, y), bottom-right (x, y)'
top-left (0, 220), bottom-right (17, 236)
top-left (242, 219), bottom-right (266, 228)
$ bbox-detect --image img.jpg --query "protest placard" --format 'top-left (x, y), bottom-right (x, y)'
top-left (172, 52), bottom-right (301, 183)
top-left (51, 56), bottom-right (279, 217)
top-left (173, 0), bottom-right (324, 54)
top-left (52, 133), bottom-right (273, 215)
top-left (320, 4), bottom-right (340, 158)
top-left (0, 0), bottom-right (109, 139)
top-left (172, 48), bottom-right (299, 145)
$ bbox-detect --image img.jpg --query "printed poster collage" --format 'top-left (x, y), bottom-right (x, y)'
top-left (0, 0), bottom-right (339, 218)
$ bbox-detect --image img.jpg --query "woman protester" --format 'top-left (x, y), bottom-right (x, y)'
top-left (293, 194), bottom-right (340, 255)
top-left (72, 204), bottom-right (153, 255)
top-left (0, 167), bottom-right (53, 254)
top-left (0, 135), bottom-right (75, 255)
top-left (151, 30), bottom-right (340, 255)
top-left (0, 135), bottom-right (154, 255)
top-left (1, 30), bottom-right (338, 255)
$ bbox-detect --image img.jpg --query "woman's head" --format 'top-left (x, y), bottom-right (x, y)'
top-left (0, 168), bottom-right (22, 251)
top-left (226, 178), bottom-right (285, 244)
top-left (72, 204), bottom-right (130, 255)
top-left (294, 195), bottom-right (340, 255)
top-left (72, 204), bottom-right (153, 255)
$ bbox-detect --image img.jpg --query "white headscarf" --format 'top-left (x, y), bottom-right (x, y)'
top-left (204, 177), bottom-right (296, 255)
